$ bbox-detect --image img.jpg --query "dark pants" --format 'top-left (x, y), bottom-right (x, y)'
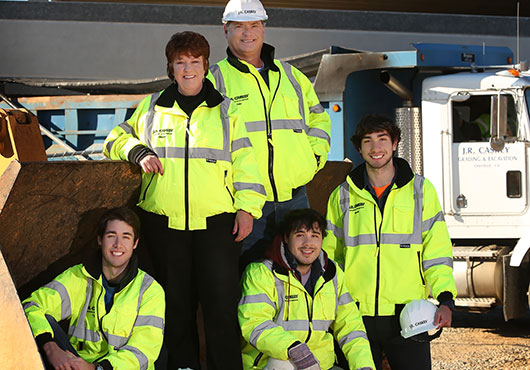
top-left (363, 315), bottom-right (431, 370)
top-left (40, 315), bottom-right (78, 369)
top-left (139, 210), bottom-right (243, 370)
top-left (239, 186), bottom-right (310, 273)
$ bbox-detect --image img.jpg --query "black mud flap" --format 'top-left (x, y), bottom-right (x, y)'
top-left (502, 254), bottom-right (530, 320)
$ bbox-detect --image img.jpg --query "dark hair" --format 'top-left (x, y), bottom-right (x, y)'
top-left (97, 207), bottom-right (141, 242)
top-left (279, 208), bottom-right (327, 239)
top-left (165, 31), bottom-right (210, 81)
top-left (350, 114), bottom-right (401, 152)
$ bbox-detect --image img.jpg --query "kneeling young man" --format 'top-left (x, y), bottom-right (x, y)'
top-left (239, 208), bottom-right (374, 370)
top-left (23, 207), bottom-right (165, 370)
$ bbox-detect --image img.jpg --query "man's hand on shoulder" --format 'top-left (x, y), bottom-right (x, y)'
top-left (43, 341), bottom-right (76, 369)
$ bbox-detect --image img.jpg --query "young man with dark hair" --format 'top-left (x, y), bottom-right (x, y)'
top-left (323, 114), bottom-right (457, 370)
top-left (23, 207), bottom-right (165, 370)
top-left (239, 208), bottom-right (374, 370)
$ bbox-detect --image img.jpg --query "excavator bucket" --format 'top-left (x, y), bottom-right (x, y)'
top-left (0, 247), bottom-right (44, 369)
top-left (0, 160), bottom-right (142, 297)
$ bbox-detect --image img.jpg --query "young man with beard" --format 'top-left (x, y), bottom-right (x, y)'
top-left (239, 208), bottom-right (374, 370)
top-left (323, 115), bottom-right (457, 370)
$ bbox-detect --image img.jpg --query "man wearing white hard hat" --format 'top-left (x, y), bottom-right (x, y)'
top-left (323, 115), bottom-right (457, 370)
top-left (210, 0), bottom-right (331, 273)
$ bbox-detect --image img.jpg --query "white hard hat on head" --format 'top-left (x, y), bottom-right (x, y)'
top-left (399, 299), bottom-right (439, 339)
top-left (222, 0), bottom-right (268, 23)
top-left (263, 358), bottom-right (296, 370)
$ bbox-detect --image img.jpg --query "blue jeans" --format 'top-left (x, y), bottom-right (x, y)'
top-left (239, 186), bottom-right (310, 274)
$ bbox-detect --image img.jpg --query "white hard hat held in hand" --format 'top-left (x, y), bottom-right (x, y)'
top-left (399, 299), bottom-right (442, 342)
top-left (222, 0), bottom-right (268, 23)
top-left (263, 358), bottom-right (296, 370)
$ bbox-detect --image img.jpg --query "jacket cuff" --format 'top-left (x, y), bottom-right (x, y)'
top-left (437, 291), bottom-right (454, 304)
top-left (98, 359), bottom-right (113, 370)
top-left (35, 333), bottom-right (54, 348)
top-left (127, 144), bottom-right (156, 166)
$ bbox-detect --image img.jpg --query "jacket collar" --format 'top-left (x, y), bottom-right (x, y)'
top-left (225, 43), bottom-right (280, 73)
top-left (349, 157), bottom-right (414, 190)
top-left (83, 249), bottom-right (139, 293)
top-left (155, 78), bottom-right (224, 109)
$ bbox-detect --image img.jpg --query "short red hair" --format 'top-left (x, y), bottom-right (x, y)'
top-left (165, 31), bottom-right (210, 81)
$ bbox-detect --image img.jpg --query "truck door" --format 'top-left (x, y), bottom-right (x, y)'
top-left (451, 93), bottom-right (526, 215)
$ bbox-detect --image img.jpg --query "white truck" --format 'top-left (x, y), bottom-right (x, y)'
top-left (289, 43), bottom-right (530, 320)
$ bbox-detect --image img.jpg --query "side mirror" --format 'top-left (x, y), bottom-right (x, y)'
top-left (490, 95), bottom-right (508, 151)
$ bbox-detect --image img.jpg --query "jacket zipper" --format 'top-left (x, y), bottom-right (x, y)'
top-left (417, 251), bottom-right (426, 285)
top-left (140, 173), bottom-right (155, 201)
top-left (303, 291), bottom-right (312, 343)
top-left (94, 283), bottom-right (110, 363)
top-left (374, 205), bottom-right (383, 316)
top-left (250, 71), bottom-right (281, 202)
top-left (184, 115), bottom-right (191, 231)
top-left (225, 170), bottom-right (234, 202)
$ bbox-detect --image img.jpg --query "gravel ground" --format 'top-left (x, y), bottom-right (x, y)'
top-left (432, 307), bottom-right (530, 369)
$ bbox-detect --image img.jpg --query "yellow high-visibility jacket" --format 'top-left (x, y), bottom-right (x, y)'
top-left (239, 239), bottom-right (375, 370)
top-left (209, 44), bottom-right (331, 202)
top-left (323, 158), bottom-right (457, 317)
top-left (104, 80), bottom-right (266, 230)
top-left (23, 253), bottom-right (165, 370)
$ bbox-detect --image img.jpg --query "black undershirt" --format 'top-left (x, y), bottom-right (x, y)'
top-left (174, 82), bottom-right (207, 117)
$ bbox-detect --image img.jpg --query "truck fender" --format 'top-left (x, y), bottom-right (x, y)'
top-left (509, 232), bottom-right (530, 267)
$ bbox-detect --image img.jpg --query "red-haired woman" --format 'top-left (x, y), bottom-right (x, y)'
top-left (104, 31), bottom-right (265, 370)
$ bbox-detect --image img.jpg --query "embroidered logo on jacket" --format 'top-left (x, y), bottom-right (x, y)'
top-left (349, 202), bottom-right (365, 214)
top-left (285, 294), bottom-right (299, 302)
top-left (232, 94), bottom-right (249, 105)
top-left (153, 128), bottom-right (173, 139)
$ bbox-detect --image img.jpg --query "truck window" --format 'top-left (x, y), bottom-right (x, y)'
top-left (452, 94), bottom-right (517, 143)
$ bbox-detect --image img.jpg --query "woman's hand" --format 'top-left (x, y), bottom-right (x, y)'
top-left (233, 210), bottom-right (253, 242)
top-left (139, 155), bottom-right (164, 175)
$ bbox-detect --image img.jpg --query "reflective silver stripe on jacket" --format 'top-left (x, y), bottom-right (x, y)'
top-left (245, 120), bottom-right (266, 132)
top-left (338, 330), bottom-right (369, 347)
top-left (143, 91), bottom-right (162, 150)
top-left (338, 292), bottom-right (354, 306)
top-left (69, 279), bottom-right (100, 342)
top-left (422, 211), bottom-right (445, 231)
top-left (105, 121), bottom-right (137, 154)
top-left (307, 127), bottom-right (331, 143)
top-left (342, 175), bottom-right (425, 247)
top-left (42, 280), bottom-right (72, 320)
top-left (309, 103), bottom-right (325, 114)
top-left (312, 320), bottom-right (333, 331)
top-left (281, 61), bottom-right (306, 128)
top-left (153, 147), bottom-right (230, 162)
top-left (423, 257), bottom-right (453, 271)
top-left (135, 315), bottom-right (164, 329)
top-left (327, 221), bottom-right (344, 242)
top-left (239, 293), bottom-right (276, 311)
top-left (249, 320), bottom-right (277, 348)
top-left (121, 344), bottom-right (149, 370)
top-left (234, 182), bottom-right (267, 196)
top-left (231, 137), bottom-right (252, 152)
top-left (209, 64), bottom-right (226, 96)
